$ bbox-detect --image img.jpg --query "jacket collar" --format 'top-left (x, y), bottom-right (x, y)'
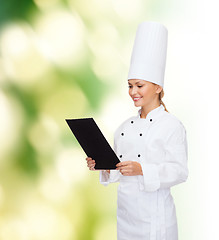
top-left (137, 104), bottom-right (165, 122)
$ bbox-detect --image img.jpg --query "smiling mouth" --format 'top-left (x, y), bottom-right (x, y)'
top-left (133, 97), bottom-right (142, 101)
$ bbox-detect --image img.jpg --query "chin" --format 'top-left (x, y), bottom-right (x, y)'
top-left (134, 102), bottom-right (142, 107)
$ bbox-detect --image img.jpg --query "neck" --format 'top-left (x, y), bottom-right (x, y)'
top-left (140, 101), bottom-right (161, 119)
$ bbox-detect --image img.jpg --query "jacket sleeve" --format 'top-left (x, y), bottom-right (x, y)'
top-left (99, 135), bottom-right (120, 186)
top-left (140, 123), bottom-right (188, 192)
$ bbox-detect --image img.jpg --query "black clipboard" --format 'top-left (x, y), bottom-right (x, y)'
top-left (66, 118), bottom-right (120, 170)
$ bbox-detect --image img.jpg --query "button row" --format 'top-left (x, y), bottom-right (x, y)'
top-left (121, 133), bottom-right (143, 136)
top-left (130, 119), bottom-right (153, 124)
top-left (119, 154), bottom-right (141, 158)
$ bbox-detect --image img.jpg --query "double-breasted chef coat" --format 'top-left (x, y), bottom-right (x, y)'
top-left (100, 104), bottom-right (188, 240)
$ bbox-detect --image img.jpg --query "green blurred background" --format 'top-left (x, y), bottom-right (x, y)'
top-left (0, 0), bottom-right (209, 239)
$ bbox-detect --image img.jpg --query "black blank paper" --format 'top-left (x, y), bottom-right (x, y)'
top-left (66, 118), bottom-right (120, 170)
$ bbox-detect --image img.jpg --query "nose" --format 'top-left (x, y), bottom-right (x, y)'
top-left (130, 86), bottom-right (137, 96)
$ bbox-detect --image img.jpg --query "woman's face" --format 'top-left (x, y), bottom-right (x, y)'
top-left (128, 79), bottom-right (162, 108)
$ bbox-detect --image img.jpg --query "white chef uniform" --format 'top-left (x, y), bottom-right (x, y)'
top-left (99, 104), bottom-right (188, 240)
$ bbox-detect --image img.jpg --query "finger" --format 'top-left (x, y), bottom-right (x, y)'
top-left (120, 168), bottom-right (131, 175)
top-left (88, 164), bottom-right (95, 169)
top-left (117, 164), bottom-right (132, 171)
top-left (87, 160), bottom-right (96, 165)
top-left (116, 163), bottom-right (123, 168)
top-left (87, 159), bottom-right (95, 163)
top-left (116, 165), bottom-right (125, 170)
top-left (116, 161), bottom-right (131, 167)
top-left (122, 172), bottom-right (131, 176)
top-left (87, 162), bottom-right (93, 167)
top-left (121, 171), bottom-right (131, 176)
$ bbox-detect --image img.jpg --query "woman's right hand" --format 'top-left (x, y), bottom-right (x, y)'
top-left (85, 157), bottom-right (110, 173)
top-left (86, 157), bottom-right (96, 171)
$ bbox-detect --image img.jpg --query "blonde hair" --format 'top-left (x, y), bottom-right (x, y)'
top-left (159, 89), bottom-right (168, 112)
top-left (151, 82), bottom-right (168, 112)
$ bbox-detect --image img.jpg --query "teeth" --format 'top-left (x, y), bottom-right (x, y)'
top-left (134, 97), bottom-right (141, 100)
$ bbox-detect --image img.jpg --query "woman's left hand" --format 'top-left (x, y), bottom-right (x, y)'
top-left (116, 161), bottom-right (143, 176)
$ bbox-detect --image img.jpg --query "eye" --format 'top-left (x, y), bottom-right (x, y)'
top-left (128, 85), bottom-right (132, 88)
top-left (138, 85), bottom-right (143, 88)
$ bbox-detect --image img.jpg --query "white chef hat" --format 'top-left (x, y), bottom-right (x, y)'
top-left (127, 21), bottom-right (168, 88)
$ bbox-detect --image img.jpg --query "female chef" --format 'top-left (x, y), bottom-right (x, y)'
top-left (86, 21), bottom-right (188, 240)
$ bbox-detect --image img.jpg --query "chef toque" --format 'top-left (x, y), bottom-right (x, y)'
top-left (127, 21), bottom-right (168, 88)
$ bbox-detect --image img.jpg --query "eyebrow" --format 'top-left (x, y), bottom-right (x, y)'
top-left (128, 81), bottom-right (144, 85)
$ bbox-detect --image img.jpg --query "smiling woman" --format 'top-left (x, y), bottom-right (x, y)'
top-left (86, 21), bottom-right (188, 240)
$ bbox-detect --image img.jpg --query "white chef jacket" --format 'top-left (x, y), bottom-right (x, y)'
top-left (99, 104), bottom-right (188, 240)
